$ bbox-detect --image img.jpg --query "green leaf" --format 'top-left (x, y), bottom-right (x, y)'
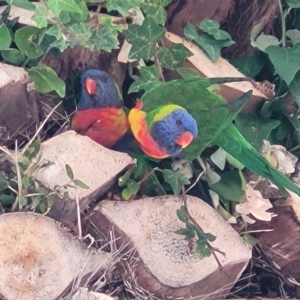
top-left (50, 39), bottom-right (68, 52)
top-left (176, 206), bottom-right (188, 223)
top-left (141, 3), bottom-right (166, 25)
top-left (235, 114), bottom-right (280, 150)
top-left (176, 67), bottom-right (200, 78)
top-left (22, 175), bottom-right (32, 189)
top-left (118, 169), bottom-right (133, 187)
top-left (184, 22), bottom-right (234, 61)
top-left (19, 196), bottom-right (27, 207)
top-left (65, 164), bottom-right (74, 180)
top-left (45, 25), bottom-right (62, 39)
top-left (0, 194), bottom-right (14, 205)
top-left (0, 24), bottom-right (11, 50)
top-left (5, 0), bottom-right (35, 10)
top-left (18, 156), bottom-right (30, 169)
top-left (46, 0), bottom-right (82, 16)
top-left (123, 17), bottom-right (166, 59)
top-left (128, 65), bottom-right (161, 93)
top-left (1, 48), bottom-right (26, 65)
top-left (27, 64), bottom-right (66, 97)
top-left (23, 139), bottom-right (41, 160)
top-left (229, 54), bottom-right (266, 77)
top-left (89, 19), bottom-right (120, 52)
top-left (126, 179), bottom-right (140, 194)
top-left (286, 0), bottom-right (300, 8)
top-left (156, 44), bottom-right (191, 70)
top-left (266, 43), bottom-right (300, 85)
top-left (286, 29), bottom-right (300, 45)
top-left (251, 34), bottom-right (280, 52)
top-left (241, 233), bottom-right (258, 247)
top-left (121, 186), bottom-right (134, 200)
top-left (68, 0), bottom-right (89, 22)
top-left (59, 11), bottom-right (71, 24)
top-left (106, 0), bottom-right (144, 16)
top-left (73, 179), bottom-right (89, 189)
top-left (32, 5), bottom-right (48, 28)
top-left (194, 241), bottom-right (211, 258)
top-left (15, 26), bottom-right (44, 58)
top-left (163, 169), bottom-right (190, 196)
top-left (175, 225), bottom-right (195, 239)
top-left (0, 174), bottom-right (8, 190)
top-left (195, 227), bottom-right (216, 243)
top-left (199, 18), bottom-right (232, 41)
top-left (210, 169), bottom-right (244, 202)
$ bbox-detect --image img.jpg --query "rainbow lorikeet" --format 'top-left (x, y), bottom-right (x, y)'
top-left (139, 77), bottom-right (300, 196)
top-left (128, 100), bottom-right (198, 159)
top-left (71, 69), bottom-right (129, 148)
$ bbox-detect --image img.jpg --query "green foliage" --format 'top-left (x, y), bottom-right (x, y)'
top-left (163, 169), bottom-right (190, 196)
top-left (176, 206), bottom-right (216, 258)
top-left (0, 140), bottom-right (88, 212)
top-left (27, 64), bottom-right (65, 97)
top-left (184, 19), bottom-right (234, 61)
top-left (123, 17), bottom-right (166, 59)
top-left (235, 114), bottom-right (281, 150)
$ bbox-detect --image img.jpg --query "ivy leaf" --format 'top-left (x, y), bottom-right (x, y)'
top-left (27, 64), bottom-right (66, 97)
top-left (128, 65), bottom-right (161, 93)
top-left (67, 23), bottom-right (91, 43)
top-left (175, 223), bottom-right (196, 239)
top-left (106, 0), bottom-right (144, 16)
top-left (184, 22), bottom-right (234, 61)
top-left (194, 241), bottom-right (211, 258)
top-left (156, 44), bottom-right (191, 70)
top-left (45, 24), bottom-right (62, 39)
top-left (50, 39), bottom-right (68, 52)
top-left (141, 2), bottom-right (166, 25)
top-left (123, 17), bottom-right (166, 59)
top-left (0, 24), bottom-right (11, 50)
top-left (15, 26), bottom-right (43, 58)
top-left (46, 0), bottom-right (82, 17)
top-left (32, 5), bottom-right (48, 28)
top-left (199, 18), bottom-right (232, 41)
top-left (5, 0), bottom-right (35, 10)
top-left (265, 43), bottom-right (300, 85)
top-left (235, 114), bottom-right (280, 150)
top-left (163, 169), bottom-right (190, 196)
top-left (89, 16), bottom-right (122, 52)
top-left (176, 206), bottom-right (188, 223)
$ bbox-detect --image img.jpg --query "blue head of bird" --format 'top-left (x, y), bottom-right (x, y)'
top-left (78, 69), bottom-right (122, 110)
top-left (150, 106), bottom-right (198, 157)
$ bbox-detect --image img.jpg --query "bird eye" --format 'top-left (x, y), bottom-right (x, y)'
top-left (175, 119), bottom-right (182, 126)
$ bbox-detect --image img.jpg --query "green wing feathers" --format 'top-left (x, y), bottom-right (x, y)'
top-left (216, 125), bottom-right (300, 196)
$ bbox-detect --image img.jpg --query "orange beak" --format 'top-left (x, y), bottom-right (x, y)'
top-left (176, 131), bottom-right (194, 148)
top-left (84, 78), bottom-right (97, 95)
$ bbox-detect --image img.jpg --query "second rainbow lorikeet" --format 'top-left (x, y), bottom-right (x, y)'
top-left (140, 77), bottom-right (300, 196)
top-left (128, 100), bottom-right (198, 159)
top-left (71, 69), bottom-right (129, 148)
